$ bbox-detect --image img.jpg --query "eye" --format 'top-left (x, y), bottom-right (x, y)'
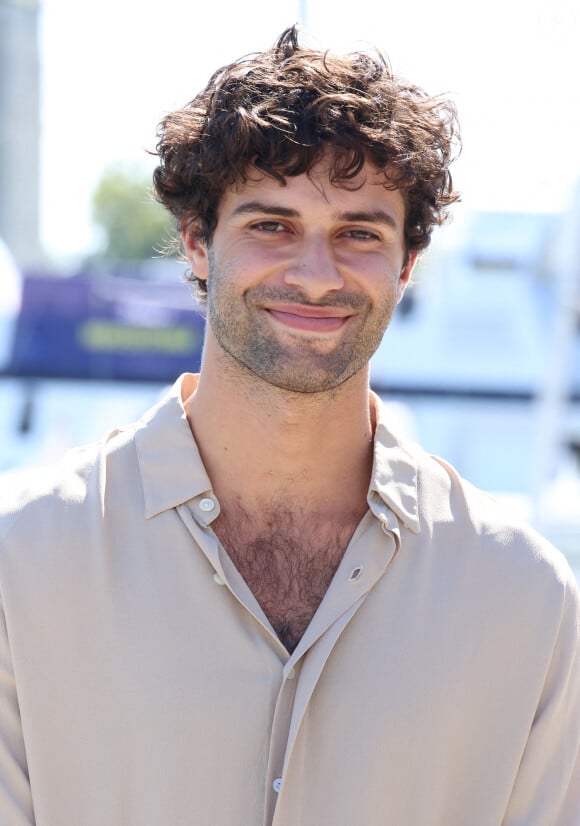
top-left (251, 220), bottom-right (288, 234)
top-left (342, 228), bottom-right (381, 242)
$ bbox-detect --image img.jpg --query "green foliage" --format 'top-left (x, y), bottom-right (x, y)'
top-left (91, 163), bottom-right (174, 261)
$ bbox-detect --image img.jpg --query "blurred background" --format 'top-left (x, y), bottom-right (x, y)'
top-left (1, 0), bottom-right (579, 579)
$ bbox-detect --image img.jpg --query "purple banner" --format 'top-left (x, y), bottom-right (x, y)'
top-left (9, 274), bottom-right (205, 382)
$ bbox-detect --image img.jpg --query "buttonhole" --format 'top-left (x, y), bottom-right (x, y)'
top-left (349, 566), bottom-right (363, 581)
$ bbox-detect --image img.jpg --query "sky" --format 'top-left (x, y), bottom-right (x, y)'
top-left (39, 0), bottom-right (580, 264)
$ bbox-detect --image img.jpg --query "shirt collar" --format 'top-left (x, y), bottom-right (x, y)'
top-left (368, 392), bottom-right (421, 535)
top-left (135, 374), bottom-right (214, 519)
top-left (134, 375), bottom-right (420, 533)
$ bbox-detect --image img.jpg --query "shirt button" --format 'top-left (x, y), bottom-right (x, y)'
top-left (199, 497), bottom-right (215, 512)
top-left (213, 572), bottom-right (224, 585)
top-left (286, 667), bottom-right (295, 680)
top-left (273, 778), bottom-right (282, 793)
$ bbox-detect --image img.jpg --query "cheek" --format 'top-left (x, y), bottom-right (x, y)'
top-left (342, 248), bottom-right (402, 280)
top-left (211, 244), bottom-right (280, 288)
top-left (361, 261), bottom-right (402, 302)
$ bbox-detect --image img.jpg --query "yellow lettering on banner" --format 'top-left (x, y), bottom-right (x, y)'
top-left (77, 321), bottom-right (200, 354)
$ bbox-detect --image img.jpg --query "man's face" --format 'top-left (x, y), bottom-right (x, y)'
top-left (183, 158), bottom-right (414, 394)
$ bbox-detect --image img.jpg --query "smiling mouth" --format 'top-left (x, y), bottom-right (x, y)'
top-left (264, 305), bottom-right (352, 332)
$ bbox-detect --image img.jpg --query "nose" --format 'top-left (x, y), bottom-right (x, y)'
top-left (283, 233), bottom-right (344, 299)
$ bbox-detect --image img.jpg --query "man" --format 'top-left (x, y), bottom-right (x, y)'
top-left (0, 26), bottom-right (579, 826)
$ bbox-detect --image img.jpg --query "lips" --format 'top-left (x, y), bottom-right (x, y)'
top-left (264, 304), bottom-right (351, 332)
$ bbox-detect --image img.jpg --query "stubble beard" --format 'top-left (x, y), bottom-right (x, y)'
top-left (206, 253), bottom-right (398, 395)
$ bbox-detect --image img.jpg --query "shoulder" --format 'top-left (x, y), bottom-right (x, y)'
top-left (390, 444), bottom-right (580, 700)
top-left (410, 443), bottom-right (578, 613)
top-left (0, 423), bottom-right (139, 548)
top-left (372, 398), bottom-right (575, 600)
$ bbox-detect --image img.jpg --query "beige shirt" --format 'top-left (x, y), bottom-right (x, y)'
top-left (0, 373), bottom-right (579, 826)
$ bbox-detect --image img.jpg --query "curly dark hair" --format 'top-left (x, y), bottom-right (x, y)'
top-left (153, 26), bottom-right (460, 296)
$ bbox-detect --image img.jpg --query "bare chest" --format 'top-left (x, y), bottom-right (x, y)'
top-left (212, 506), bottom-right (363, 652)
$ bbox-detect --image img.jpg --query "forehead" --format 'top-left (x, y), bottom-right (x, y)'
top-left (217, 159), bottom-right (406, 226)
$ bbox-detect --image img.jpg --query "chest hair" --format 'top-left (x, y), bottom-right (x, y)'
top-left (212, 500), bottom-right (364, 653)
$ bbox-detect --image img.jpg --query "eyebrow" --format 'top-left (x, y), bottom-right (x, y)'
top-left (339, 210), bottom-right (398, 231)
top-left (230, 201), bottom-right (399, 230)
top-left (231, 202), bottom-right (299, 219)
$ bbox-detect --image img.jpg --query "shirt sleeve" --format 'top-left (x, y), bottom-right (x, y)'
top-left (503, 572), bottom-right (580, 825)
top-left (0, 595), bottom-right (35, 825)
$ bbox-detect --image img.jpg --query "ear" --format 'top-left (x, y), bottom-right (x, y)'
top-left (396, 252), bottom-right (418, 303)
top-left (181, 221), bottom-right (210, 282)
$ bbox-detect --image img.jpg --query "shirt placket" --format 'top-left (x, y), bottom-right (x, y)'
top-left (270, 510), bottom-right (400, 825)
top-left (177, 493), bottom-right (401, 826)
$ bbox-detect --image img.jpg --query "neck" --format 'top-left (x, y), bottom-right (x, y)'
top-left (184, 356), bottom-right (375, 512)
